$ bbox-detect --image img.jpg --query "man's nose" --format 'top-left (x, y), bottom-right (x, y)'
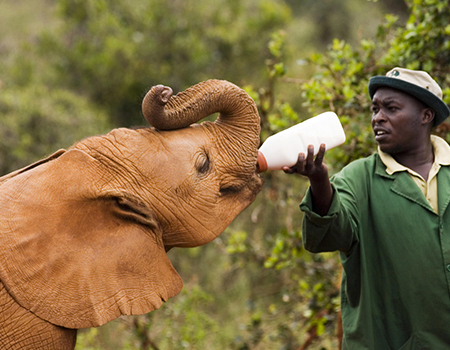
top-left (372, 110), bottom-right (387, 124)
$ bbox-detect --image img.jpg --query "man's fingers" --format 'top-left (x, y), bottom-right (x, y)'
top-left (283, 145), bottom-right (327, 178)
top-left (294, 152), bottom-right (306, 173)
top-left (305, 145), bottom-right (315, 169)
top-left (314, 144), bottom-right (326, 165)
top-left (298, 152), bottom-right (306, 163)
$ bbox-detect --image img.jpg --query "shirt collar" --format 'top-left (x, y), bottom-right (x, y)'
top-left (378, 135), bottom-right (450, 176)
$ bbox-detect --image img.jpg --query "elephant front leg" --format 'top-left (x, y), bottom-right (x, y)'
top-left (0, 281), bottom-right (77, 350)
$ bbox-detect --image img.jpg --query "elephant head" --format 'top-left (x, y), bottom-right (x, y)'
top-left (0, 80), bottom-right (263, 342)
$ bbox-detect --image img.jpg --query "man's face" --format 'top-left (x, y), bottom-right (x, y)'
top-left (371, 87), bottom-right (428, 155)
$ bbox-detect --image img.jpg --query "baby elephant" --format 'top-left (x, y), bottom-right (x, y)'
top-left (0, 80), bottom-right (263, 349)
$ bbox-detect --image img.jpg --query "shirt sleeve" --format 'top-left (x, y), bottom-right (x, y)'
top-left (300, 182), bottom-right (357, 254)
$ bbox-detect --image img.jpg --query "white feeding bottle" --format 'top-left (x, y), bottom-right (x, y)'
top-left (257, 111), bottom-right (346, 172)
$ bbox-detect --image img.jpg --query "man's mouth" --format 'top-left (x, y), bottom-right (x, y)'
top-left (374, 128), bottom-right (389, 141)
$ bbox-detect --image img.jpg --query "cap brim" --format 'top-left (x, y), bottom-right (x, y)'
top-left (368, 76), bottom-right (450, 126)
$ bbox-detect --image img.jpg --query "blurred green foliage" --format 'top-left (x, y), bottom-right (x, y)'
top-left (1, 0), bottom-right (449, 349)
top-left (0, 85), bottom-right (111, 174)
top-left (33, 0), bottom-right (291, 126)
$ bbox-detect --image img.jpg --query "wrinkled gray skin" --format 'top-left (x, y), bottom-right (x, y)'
top-left (0, 80), bottom-right (263, 349)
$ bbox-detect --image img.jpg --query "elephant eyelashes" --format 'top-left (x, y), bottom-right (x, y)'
top-left (195, 150), bottom-right (211, 175)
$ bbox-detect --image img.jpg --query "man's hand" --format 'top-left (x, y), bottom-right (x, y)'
top-left (282, 144), bottom-right (328, 181)
top-left (283, 144), bottom-right (333, 216)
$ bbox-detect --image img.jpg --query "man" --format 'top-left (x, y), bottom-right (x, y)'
top-left (284, 68), bottom-right (450, 349)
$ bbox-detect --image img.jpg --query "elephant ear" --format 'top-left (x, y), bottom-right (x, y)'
top-left (0, 149), bottom-right (183, 329)
top-left (0, 149), bottom-right (65, 185)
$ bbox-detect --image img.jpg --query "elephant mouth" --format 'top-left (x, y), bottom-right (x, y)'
top-left (219, 172), bottom-right (263, 198)
top-left (251, 172), bottom-right (264, 192)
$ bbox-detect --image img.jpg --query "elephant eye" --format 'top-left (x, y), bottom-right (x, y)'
top-left (195, 150), bottom-right (211, 174)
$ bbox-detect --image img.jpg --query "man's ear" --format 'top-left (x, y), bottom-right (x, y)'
top-left (422, 107), bottom-right (435, 126)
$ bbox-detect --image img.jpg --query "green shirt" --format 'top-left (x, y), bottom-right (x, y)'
top-left (300, 150), bottom-right (450, 350)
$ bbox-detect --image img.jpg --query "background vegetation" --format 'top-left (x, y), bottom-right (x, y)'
top-left (1, 0), bottom-right (449, 349)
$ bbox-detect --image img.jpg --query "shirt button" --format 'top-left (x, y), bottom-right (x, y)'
top-left (446, 264), bottom-right (450, 272)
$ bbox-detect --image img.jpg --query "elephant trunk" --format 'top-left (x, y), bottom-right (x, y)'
top-left (141, 79), bottom-right (260, 146)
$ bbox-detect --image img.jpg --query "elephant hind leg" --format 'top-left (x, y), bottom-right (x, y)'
top-left (0, 281), bottom-right (77, 350)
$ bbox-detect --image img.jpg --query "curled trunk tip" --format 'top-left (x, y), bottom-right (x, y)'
top-left (141, 79), bottom-right (260, 132)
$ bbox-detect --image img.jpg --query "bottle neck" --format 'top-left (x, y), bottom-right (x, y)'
top-left (256, 151), bottom-right (267, 173)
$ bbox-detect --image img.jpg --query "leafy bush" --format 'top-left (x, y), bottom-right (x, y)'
top-left (32, 0), bottom-right (292, 126)
top-left (0, 85), bottom-right (111, 175)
